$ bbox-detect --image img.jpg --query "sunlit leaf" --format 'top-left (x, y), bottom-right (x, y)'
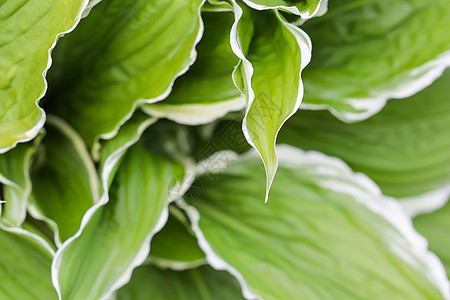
top-left (0, 0), bottom-right (88, 152)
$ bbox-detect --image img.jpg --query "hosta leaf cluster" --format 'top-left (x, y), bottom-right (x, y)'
top-left (0, 0), bottom-right (449, 299)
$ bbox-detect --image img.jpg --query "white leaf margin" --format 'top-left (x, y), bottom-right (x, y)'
top-left (26, 115), bottom-right (100, 247)
top-left (230, 0), bottom-right (312, 202)
top-left (51, 117), bottom-right (156, 300)
top-left (141, 96), bottom-right (245, 126)
top-left (241, 0), bottom-right (328, 19)
top-left (0, 139), bottom-right (38, 227)
top-left (51, 115), bottom-right (197, 300)
top-left (400, 185), bottom-right (450, 218)
top-left (181, 145), bottom-right (450, 300)
top-left (0, 0), bottom-right (90, 154)
top-left (91, 0), bottom-right (208, 155)
top-left (0, 203), bottom-right (55, 261)
top-left (145, 256), bottom-right (207, 271)
top-left (300, 50), bottom-right (450, 122)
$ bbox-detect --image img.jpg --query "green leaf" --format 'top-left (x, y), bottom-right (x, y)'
top-left (240, 0), bottom-right (327, 18)
top-left (300, 0), bottom-right (450, 121)
top-left (148, 206), bottom-right (206, 270)
top-left (97, 111), bottom-right (157, 189)
top-left (414, 200), bottom-right (450, 278)
top-left (53, 141), bottom-right (184, 300)
top-left (0, 226), bottom-right (57, 299)
top-left (45, 0), bottom-right (205, 147)
top-left (183, 146), bottom-right (449, 299)
top-left (203, 0), bottom-right (233, 11)
top-left (279, 68), bottom-right (450, 201)
top-left (28, 116), bottom-right (98, 244)
top-left (0, 138), bottom-right (40, 227)
top-left (0, 0), bottom-right (88, 152)
top-left (142, 11), bottom-right (244, 125)
top-left (231, 1), bottom-right (312, 201)
top-left (116, 264), bottom-right (244, 300)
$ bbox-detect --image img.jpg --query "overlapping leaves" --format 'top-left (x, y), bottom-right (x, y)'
top-left (0, 0), bottom-right (449, 299)
top-left (183, 146), bottom-right (449, 299)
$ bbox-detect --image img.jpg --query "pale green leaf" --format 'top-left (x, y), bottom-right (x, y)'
top-left (53, 141), bottom-right (184, 300)
top-left (0, 0), bottom-right (88, 152)
top-left (184, 146), bottom-right (449, 299)
top-left (28, 116), bottom-right (98, 244)
top-left (414, 200), bottom-right (450, 278)
top-left (45, 0), bottom-right (205, 146)
top-left (142, 11), bottom-right (244, 125)
top-left (279, 69), bottom-right (450, 201)
top-left (116, 264), bottom-right (244, 300)
top-left (0, 226), bottom-right (56, 299)
top-left (231, 1), bottom-right (312, 201)
top-left (301, 0), bottom-right (450, 121)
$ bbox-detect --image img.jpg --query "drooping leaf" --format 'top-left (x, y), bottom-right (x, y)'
top-left (142, 11), bottom-right (244, 125)
top-left (0, 226), bottom-right (56, 299)
top-left (148, 206), bottom-right (205, 270)
top-left (45, 0), bottom-right (205, 146)
top-left (0, 138), bottom-right (40, 226)
top-left (240, 0), bottom-right (327, 18)
top-left (116, 264), bottom-right (244, 300)
top-left (300, 0), bottom-right (450, 121)
top-left (279, 68), bottom-right (450, 201)
top-left (414, 200), bottom-right (450, 278)
top-left (231, 1), bottom-right (312, 201)
top-left (183, 146), bottom-right (450, 299)
top-left (28, 116), bottom-right (98, 244)
top-left (53, 141), bottom-right (184, 300)
top-left (0, 0), bottom-right (88, 152)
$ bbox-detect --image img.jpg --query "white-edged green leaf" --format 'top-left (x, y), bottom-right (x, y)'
top-left (300, 0), bottom-right (450, 121)
top-left (97, 112), bottom-right (158, 188)
top-left (116, 264), bottom-right (245, 300)
top-left (53, 140), bottom-right (184, 300)
top-left (279, 68), bottom-right (450, 204)
top-left (142, 11), bottom-right (245, 125)
top-left (241, 0), bottom-right (327, 18)
top-left (414, 199), bottom-right (450, 278)
top-left (182, 146), bottom-right (450, 299)
top-left (49, 113), bottom-right (154, 299)
top-left (27, 116), bottom-right (98, 244)
top-left (0, 0), bottom-right (88, 152)
top-left (0, 225), bottom-right (56, 299)
top-left (0, 137), bottom-right (41, 227)
top-left (230, 1), bottom-right (312, 201)
top-left (46, 0), bottom-right (205, 147)
top-left (147, 206), bottom-right (206, 270)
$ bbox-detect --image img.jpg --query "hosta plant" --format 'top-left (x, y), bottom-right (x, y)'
top-left (0, 0), bottom-right (449, 299)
